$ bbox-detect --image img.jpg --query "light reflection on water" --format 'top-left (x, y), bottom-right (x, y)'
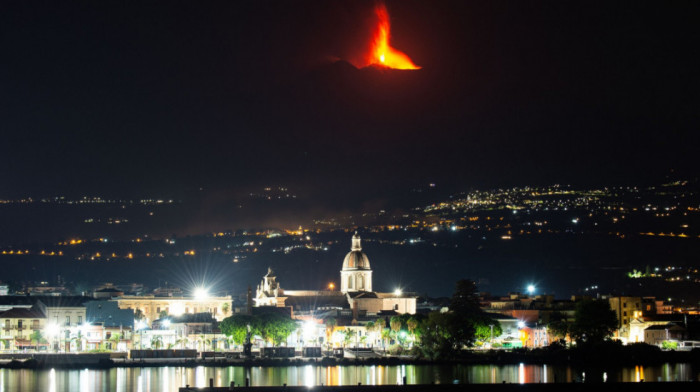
top-left (0, 363), bottom-right (696, 392)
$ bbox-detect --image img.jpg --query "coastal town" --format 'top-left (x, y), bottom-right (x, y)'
top-left (1, 234), bottom-right (697, 364)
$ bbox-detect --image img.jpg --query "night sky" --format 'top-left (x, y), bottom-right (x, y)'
top-left (2, 1), bottom-right (699, 204)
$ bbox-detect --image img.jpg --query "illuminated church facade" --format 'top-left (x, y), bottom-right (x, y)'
top-left (254, 233), bottom-right (416, 318)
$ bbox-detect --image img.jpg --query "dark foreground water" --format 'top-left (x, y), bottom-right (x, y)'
top-left (0, 363), bottom-right (697, 392)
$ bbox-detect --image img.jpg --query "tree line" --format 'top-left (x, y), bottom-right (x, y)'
top-left (218, 279), bottom-right (619, 358)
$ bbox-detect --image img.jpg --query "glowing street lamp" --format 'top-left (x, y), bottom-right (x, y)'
top-left (302, 321), bottom-right (316, 347)
top-left (394, 288), bottom-right (402, 297)
top-left (194, 287), bottom-right (209, 300)
top-left (45, 323), bottom-right (60, 352)
top-left (527, 285), bottom-right (535, 295)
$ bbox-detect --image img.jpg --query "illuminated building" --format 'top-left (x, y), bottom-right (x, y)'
top-left (607, 296), bottom-right (642, 341)
top-left (116, 295), bottom-right (232, 326)
top-left (255, 233), bottom-right (416, 317)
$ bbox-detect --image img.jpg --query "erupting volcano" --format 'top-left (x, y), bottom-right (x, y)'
top-left (363, 3), bottom-right (420, 70)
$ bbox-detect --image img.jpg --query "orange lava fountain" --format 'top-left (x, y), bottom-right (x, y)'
top-left (366, 3), bottom-right (420, 69)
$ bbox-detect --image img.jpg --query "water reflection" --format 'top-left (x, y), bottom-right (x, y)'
top-left (0, 363), bottom-right (696, 391)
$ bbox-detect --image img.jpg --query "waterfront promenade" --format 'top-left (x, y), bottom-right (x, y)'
top-left (179, 382), bottom-right (699, 392)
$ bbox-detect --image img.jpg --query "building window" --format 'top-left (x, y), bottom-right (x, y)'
top-left (213, 308), bottom-right (217, 315)
top-left (623, 311), bottom-right (627, 317)
top-left (394, 304), bottom-right (399, 311)
top-left (358, 275), bottom-right (364, 290)
top-left (347, 276), bottom-right (353, 289)
top-left (78, 316), bottom-right (82, 324)
top-left (4, 320), bottom-right (9, 329)
top-left (66, 316), bottom-right (70, 325)
top-left (157, 307), bottom-right (161, 313)
top-left (185, 307), bottom-right (189, 313)
top-left (623, 303), bottom-right (627, 308)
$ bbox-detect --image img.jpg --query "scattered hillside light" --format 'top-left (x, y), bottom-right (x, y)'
top-left (194, 288), bottom-right (209, 300)
top-left (527, 285), bottom-right (535, 295)
top-left (328, 282), bottom-right (335, 290)
top-left (451, 226), bottom-right (457, 232)
top-left (572, 218), bottom-right (579, 224)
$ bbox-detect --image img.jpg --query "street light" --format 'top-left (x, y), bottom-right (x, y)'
top-left (45, 323), bottom-right (60, 352)
top-left (194, 287), bottom-right (209, 300)
top-left (527, 285), bottom-right (535, 296)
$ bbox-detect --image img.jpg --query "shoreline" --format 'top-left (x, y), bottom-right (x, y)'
top-left (0, 348), bottom-right (698, 370)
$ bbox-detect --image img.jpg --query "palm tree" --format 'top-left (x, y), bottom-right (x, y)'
top-left (390, 317), bottom-right (402, 345)
top-left (30, 330), bottom-right (46, 350)
top-left (343, 329), bottom-right (355, 348)
top-left (325, 318), bottom-right (337, 349)
top-left (380, 329), bottom-right (391, 354)
top-left (151, 335), bottom-right (163, 350)
top-left (176, 337), bottom-right (189, 349)
top-left (70, 332), bottom-right (84, 352)
top-left (407, 318), bottom-right (418, 347)
top-left (196, 335), bottom-right (211, 352)
top-left (365, 321), bottom-right (376, 347)
top-left (108, 333), bottom-right (122, 351)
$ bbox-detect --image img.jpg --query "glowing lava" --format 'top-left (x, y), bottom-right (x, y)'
top-left (366, 3), bottom-right (420, 70)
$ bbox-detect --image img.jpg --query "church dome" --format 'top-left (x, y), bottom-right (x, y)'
top-left (342, 233), bottom-right (371, 270)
